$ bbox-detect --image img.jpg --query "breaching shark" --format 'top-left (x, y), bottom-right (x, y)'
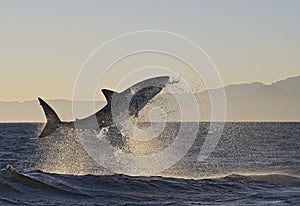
top-left (37, 76), bottom-right (170, 140)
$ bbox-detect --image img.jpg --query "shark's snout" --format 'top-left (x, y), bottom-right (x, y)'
top-left (154, 76), bottom-right (170, 88)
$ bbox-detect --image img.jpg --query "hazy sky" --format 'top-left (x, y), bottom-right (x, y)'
top-left (0, 0), bottom-right (299, 101)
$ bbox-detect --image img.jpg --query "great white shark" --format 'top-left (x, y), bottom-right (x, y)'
top-left (37, 76), bottom-right (170, 139)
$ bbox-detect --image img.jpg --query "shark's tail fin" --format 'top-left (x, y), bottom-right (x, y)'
top-left (38, 97), bottom-right (62, 138)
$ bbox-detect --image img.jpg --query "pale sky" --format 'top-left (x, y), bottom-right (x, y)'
top-left (0, 0), bottom-right (299, 101)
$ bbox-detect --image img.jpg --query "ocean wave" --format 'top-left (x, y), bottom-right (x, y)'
top-left (1, 165), bottom-right (300, 205)
top-left (1, 122), bottom-right (300, 205)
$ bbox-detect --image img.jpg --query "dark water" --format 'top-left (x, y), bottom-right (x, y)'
top-left (0, 122), bottom-right (299, 205)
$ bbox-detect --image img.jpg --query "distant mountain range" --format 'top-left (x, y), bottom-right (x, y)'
top-left (198, 76), bottom-right (300, 121)
top-left (0, 76), bottom-right (299, 122)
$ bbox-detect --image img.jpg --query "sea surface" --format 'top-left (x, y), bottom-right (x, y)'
top-left (0, 122), bottom-right (299, 205)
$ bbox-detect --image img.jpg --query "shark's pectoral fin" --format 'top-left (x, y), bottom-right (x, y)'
top-left (38, 97), bottom-right (62, 138)
top-left (128, 86), bottom-right (163, 118)
top-left (106, 126), bottom-right (125, 148)
top-left (134, 112), bottom-right (139, 118)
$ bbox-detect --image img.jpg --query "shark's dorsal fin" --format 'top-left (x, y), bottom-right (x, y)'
top-left (101, 89), bottom-right (118, 102)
